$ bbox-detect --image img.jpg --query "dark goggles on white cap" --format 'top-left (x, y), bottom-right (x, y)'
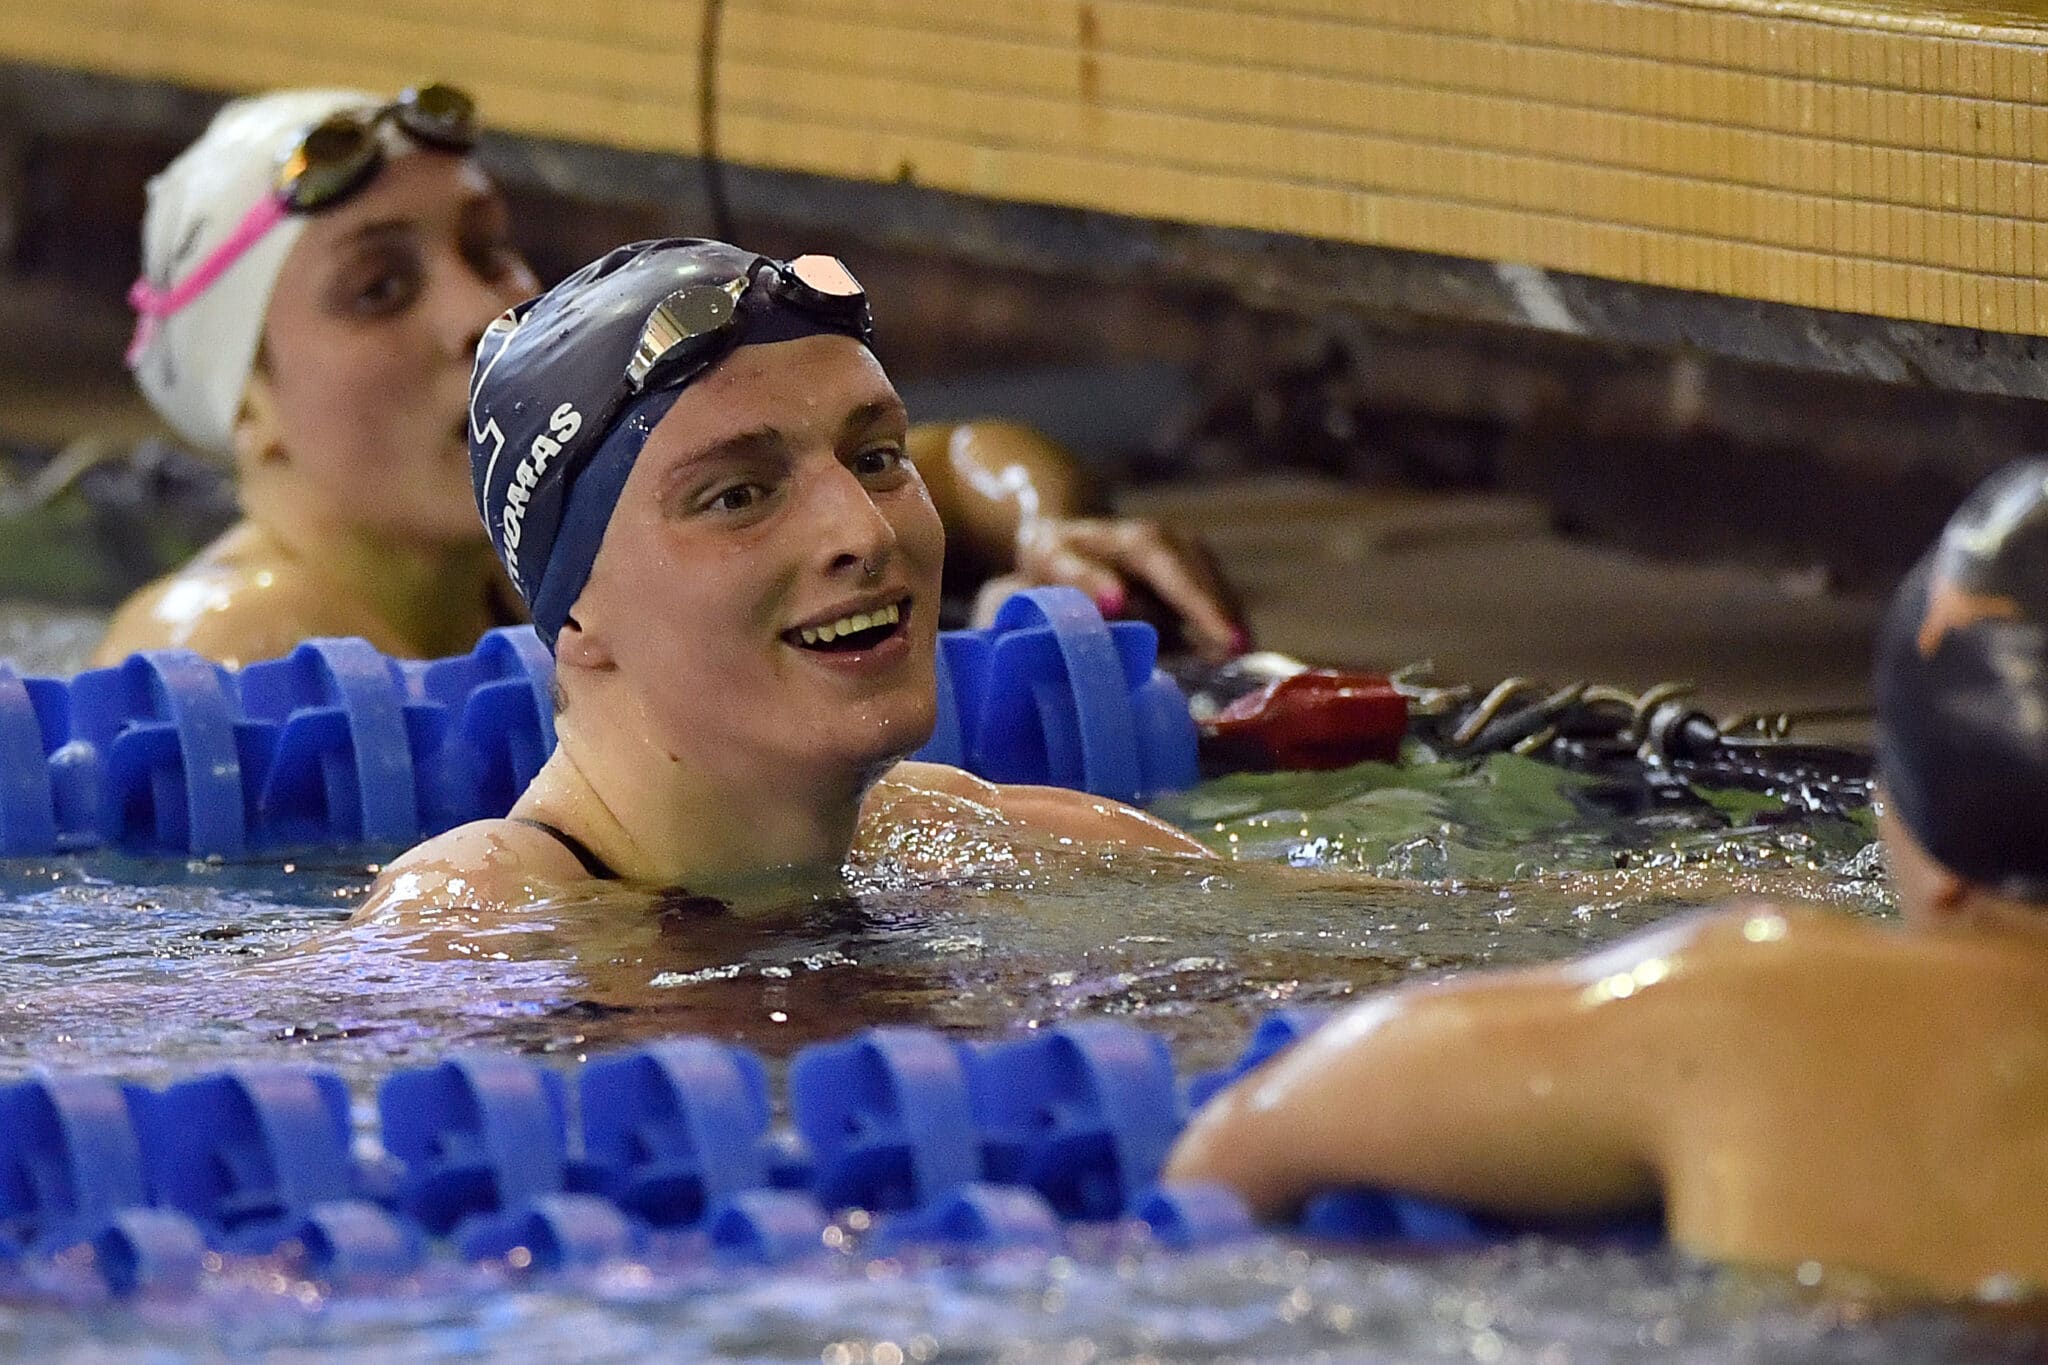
top-left (127, 84), bottom-right (479, 367)
top-left (276, 83), bottom-right (478, 211)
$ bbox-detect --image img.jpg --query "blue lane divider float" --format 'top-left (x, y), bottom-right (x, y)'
top-left (915, 588), bottom-right (1198, 804)
top-left (90, 1209), bottom-right (209, 1296)
top-left (966, 1022), bottom-right (1180, 1221)
top-left (707, 1189), bottom-right (831, 1266)
top-left (576, 1039), bottom-right (778, 1229)
top-left (0, 588), bottom-right (1194, 858)
top-left (0, 1011), bottom-right (1666, 1297)
top-left (140, 1066), bottom-right (359, 1252)
top-left (791, 1027), bottom-right (981, 1216)
top-left (0, 1074), bottom-right (151, 1255)
top-left (377, 1052), bottom-right (639, 1269)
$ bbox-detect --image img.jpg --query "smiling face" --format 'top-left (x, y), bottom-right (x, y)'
top-left (250, 151), bottom-right (539, 546)
top-left (562, 333), bottom-right (946, 788)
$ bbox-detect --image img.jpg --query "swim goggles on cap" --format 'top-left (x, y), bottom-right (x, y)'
top-left (125, 84), bottom-right (478, 365)
top-left (580, 252), bottom-right (872, 462)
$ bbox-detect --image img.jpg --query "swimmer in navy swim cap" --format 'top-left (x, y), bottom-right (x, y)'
top-left (360, 239), bottom-right (1206, 906)
top-left (1167, 461), bottom-right (2048, 1296)
top-left (100, 86), bottom-right (1246, 669)
top-left (1875, 462), bottom-right (2048, 909)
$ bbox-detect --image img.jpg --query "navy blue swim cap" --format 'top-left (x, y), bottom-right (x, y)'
top-left (468, 238), bottom-right (874, 649)
top-left (1874, 460), bottom-right (2048, 902)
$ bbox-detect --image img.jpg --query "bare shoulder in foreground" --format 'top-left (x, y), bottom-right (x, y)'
top-left (1169, 460), bottom-right (2048, 1298)
top-left (1166, 900), bottom-right (2048, 1295)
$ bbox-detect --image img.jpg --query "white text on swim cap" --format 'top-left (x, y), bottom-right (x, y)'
top-left (500, 403), bottom-right (583, 581)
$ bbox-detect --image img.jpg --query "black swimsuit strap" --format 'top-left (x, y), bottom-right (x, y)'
top-left (511, 816), bottom-right (620, 882)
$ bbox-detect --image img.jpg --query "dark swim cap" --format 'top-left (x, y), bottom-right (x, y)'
top-left (468, 238), bottom-right (874, 649)
top-left (1874, 460), bottom-right (2048, 902)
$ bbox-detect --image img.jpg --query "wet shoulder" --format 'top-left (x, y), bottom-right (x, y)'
top-left (1670, 901), bottom-right (2048, 1014)
top-left (1686, 900), bottom-right (1859, 952)
top-left (352, 818), bottom-right (601, 920)
top-left (867, 761), bottom-right (1209, 857)
top-left (1548, 903), bottom-right (1888, 1015)
top-left (1666, 901), bottom-right (1900, 981)
top-left (92, 526), bottom-right (377, 667)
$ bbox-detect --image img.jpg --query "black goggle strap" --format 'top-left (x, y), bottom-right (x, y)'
top-left (772, 254), bottom-right (872, 339)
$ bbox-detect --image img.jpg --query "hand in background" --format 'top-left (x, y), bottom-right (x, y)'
top-left (973, 513), bottom-right (1248, 661)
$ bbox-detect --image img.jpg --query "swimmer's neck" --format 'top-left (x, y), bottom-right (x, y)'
top-left (1884, 807), bottom-right (2048, 943)
top-left (513, 722), bottom-right (873, 896)
top-left (235, 493), bottom-right (516, 659)
top-left (1909, 895), bottom-right (2048, 946)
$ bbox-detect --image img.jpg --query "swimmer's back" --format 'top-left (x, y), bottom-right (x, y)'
top-left (1170, 901), bottom-right (2048, 1294)
top-left (1642, 904), bottom-right (2048, 1289)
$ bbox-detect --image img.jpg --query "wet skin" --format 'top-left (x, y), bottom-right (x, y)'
top-left (360, 335), bottom-right (1206, 916)
top-left (1166, 806), bottom-right (2048, 1297)
top-left (911, 419), bottom-right (1243, 656)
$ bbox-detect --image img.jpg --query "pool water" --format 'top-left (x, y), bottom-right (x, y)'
top-left (0, 754), bottom-right (1879, 1088)
top-left (0, 609), bottom-right (2040, 1362)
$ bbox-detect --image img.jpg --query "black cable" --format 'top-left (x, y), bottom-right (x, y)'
top-left (697, 0), bottom-right (736, 243)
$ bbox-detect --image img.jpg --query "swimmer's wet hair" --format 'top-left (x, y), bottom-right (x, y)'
top-left (1874, 460), bottom-right (2048, 902)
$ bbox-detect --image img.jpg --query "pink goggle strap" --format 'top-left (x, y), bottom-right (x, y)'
top-left (124, 194), bottom-right (289, 368)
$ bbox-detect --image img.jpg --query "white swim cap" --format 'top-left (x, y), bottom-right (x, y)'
top-left (130, 88), bottom-right (394, 455)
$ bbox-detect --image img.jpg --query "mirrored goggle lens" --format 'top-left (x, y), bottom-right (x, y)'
top-left (398, 83), bottom-right (478, 150)
top-left (627, 282), bottom-right (741, 389)
top-left (786, 254), bottom-right (862, 299)
top-left (279, 118), bottom-right (381, 210)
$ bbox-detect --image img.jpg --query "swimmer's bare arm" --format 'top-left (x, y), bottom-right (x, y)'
top-left (909, 421), bottom-right (1243, 661)
top-left (1163, 916), bottom-right (1720, 1219)
top-left (879, 760), bottom-right (1212, 857)
top-left (351, 819), bottom-right (597, 921)
top-left (910, 421), bottom-right (1083, 582)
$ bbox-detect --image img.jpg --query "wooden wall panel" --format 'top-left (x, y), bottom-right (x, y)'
top-left (4, 0), bottom-right (2046, 334)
